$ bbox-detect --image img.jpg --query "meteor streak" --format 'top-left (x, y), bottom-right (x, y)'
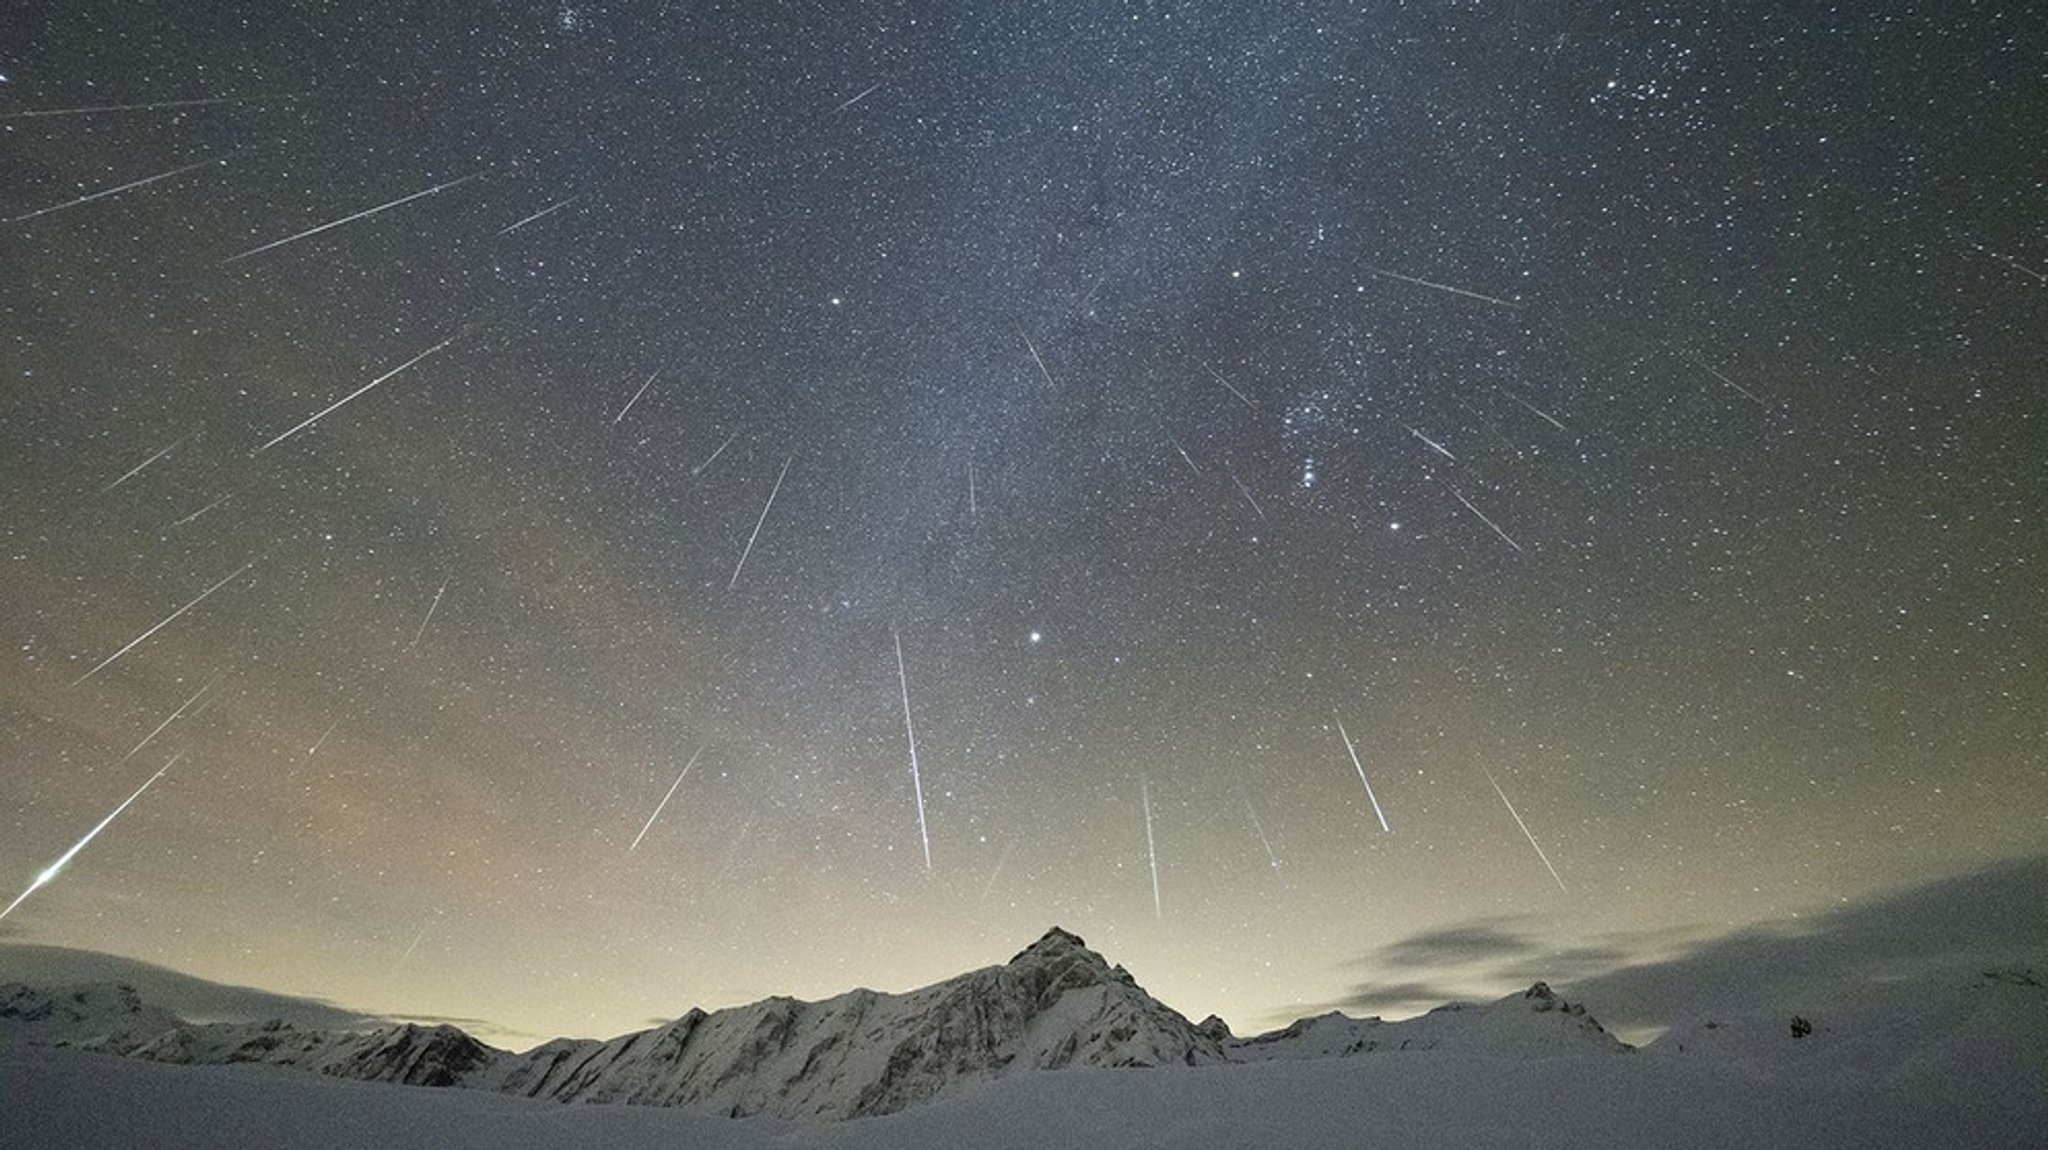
top-left (1018, 327), bottom-right (1057, 390)
top-left (73, 563), bottom-right (253, 686)
top-left (1141, 777), bottom-right (1162, 918)
top-left (1228, 468), bottom-right (1267, 521)
top-left (629, 745), bottom-right (704, 851)
top-left (1199, 360), bottom-right (1257, 410)
top-left (254, 327), bottom-right (466, 453)
top-left (10, 155), bottom-right (230, 223)
top-left (224, 171), bottom-right (481, 263)
top-left (1446, 484), bottom-right (1524, 554)
top-left (307, 719), bottom-right (340, 758)
top-left (0, 93), bottom-right (307, 120)
top-left (728, 454), bottom-right (794, 590)
top-left (113, 676), bottom-right (222, 769)
top-left (165, 493), bottom-right (230, 531)
top-left (1335, 718), bottom-right (1391, 833)
top-left (613, 371), bottom-right (659, 424)
top-left (1680, 350), bottom-right (1771, 409)
top-left (0, 755), bottom-right (180, 922)
top-left (407, 575), bottom-right (450, 650)
top-left (1243, 795), bottom-right (1279, 867)
top-left (1364, 266), bottom-right (1523, 310)
top-left (691, 430), bottom-right (738, 477)
top-left (1482, 766), bottom-right (1567, 892)
top-left (100, 435), bottom-right (188, 493)
top-left (496, 194), bottom-right (580, 236)
top-left (1402, 423), bottom-right (1457, 462)
top-left (894, 629), bottom-right (932, 871)
top-left (833, 82), bottom-right (881, 113)
top-left (1501, 388), bottom-right (1568, 433)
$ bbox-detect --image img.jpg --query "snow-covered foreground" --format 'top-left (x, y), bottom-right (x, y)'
top-left (5, 972), bottom-right (2041, 1150)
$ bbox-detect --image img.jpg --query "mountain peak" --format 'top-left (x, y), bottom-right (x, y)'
top-left (1012, 926), bottom-right (1090, 962)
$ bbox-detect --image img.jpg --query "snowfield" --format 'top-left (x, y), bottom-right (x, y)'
top-left (2, 917), bottom-right (2042, 1149)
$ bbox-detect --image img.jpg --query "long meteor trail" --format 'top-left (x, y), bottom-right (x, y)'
top-left (1483, 766), bottom-right (1567, 892)
top-left (0, 93), bottom-right (307, 120)
top-left (613, 371), bottom-right (659, 424)
top-left (73, 563), bottom-right (252, 686)
top-left (113, 676), bottom-right (222, 769)
top-left (629, 745), bottom-right (704, 851)
top-left (1141, 777), bottom-right (1162, 918)
top-left (1365, 266), bottom-right (1523, 310)
top-left (1446, 484), bottom-right (1524, 554)
top-left (10, 155), bottom-right (231, 224)
top-left (224, 171), bottom-right (481, 263)
top-left (0, 755), bottom-right (180, 922)
top-left (254, 327), bottom-right (466, 453)
top-left (1199, 360), bottom-right (1257, 410)
top-left (728, 454), bottom-right (794, 590)
top-left (894, 628), bottom-right (933, 871)
top-left (1335, 718), bottom-right (1391, 833)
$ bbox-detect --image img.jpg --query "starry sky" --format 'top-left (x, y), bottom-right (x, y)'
top-left (1, 2), bottom-right (2043, 1047)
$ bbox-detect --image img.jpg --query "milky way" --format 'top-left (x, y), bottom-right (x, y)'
top-left (1, 2), bottom-right (2042, 1045)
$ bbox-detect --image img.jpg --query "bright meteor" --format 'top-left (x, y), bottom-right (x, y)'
top-left (0, 754), bottom-right (181, 923)
top-left (1336, 717), bottom-right (1391, 833)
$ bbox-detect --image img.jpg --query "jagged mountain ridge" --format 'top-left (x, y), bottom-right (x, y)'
top-left (1, 927), bottom-right (1628, 1122)
top-left (490, 926), bottom-right (1228, 1119)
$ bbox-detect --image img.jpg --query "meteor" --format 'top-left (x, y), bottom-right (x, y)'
top-left (98, 435), bottom-right (189, 493)
top-left (728, 454), bottom-right (795, 591)
top-left (613, 371), bottom-right (659, 424)
top-left (894, 628), bottom-right (932, 871)
top-left (496, 194), bottom-right (580, 236)
top-left (1363, 266), bottom-right (1523, 310)
top-left (224, 171), bottom-right (482, 264)
top-left (1335, 717), bottom-right (1391, 833)
top-left (0, 755), bottom-right (180, 922)
top-left (254, 327), bottom-right (466, 453)
top-left (1199, 360), bottom-right (1257, 410)
top-left (1018, 327), bottom-right (1057, 390)
top-left (407, 575), bottom-right (450, 650)
top-left (112, 676), bottom-right (222, 768)
top-left (691, 430), bottom-right (738, 477)
top-left (1401, 422), bottom-right (1457, 463)
top-left (1141, 777), bottom-right (1162, 918)
top-left (72, 563), bottom-right (253, 686)
top-left (10, 155), bottom-right (231, 224)
top-left (1446, 484), bottom-right (1524, 554)
top-left (833, 82), bottom-right (881, 113)
top-left (1482, 766), bottom-right (1567, 892)
top-left (0, 93), bottom-right (307, 120)
top-left (629, 745), bottom-right (704, 851)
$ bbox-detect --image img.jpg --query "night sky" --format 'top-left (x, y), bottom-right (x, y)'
top-left (2, 2), bottom-right (2043, 1047)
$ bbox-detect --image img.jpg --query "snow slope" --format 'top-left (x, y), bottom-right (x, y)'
top-left (5, 980), bottom-right (2040, 1150)
top-left (2, 924), bottom-right (2040, 1148)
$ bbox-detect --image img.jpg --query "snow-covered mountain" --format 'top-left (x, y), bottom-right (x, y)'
top-left (489, 926), bottom-right (1230, 1118)
top-left (0, 927), bottom-right (1628, 1122)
